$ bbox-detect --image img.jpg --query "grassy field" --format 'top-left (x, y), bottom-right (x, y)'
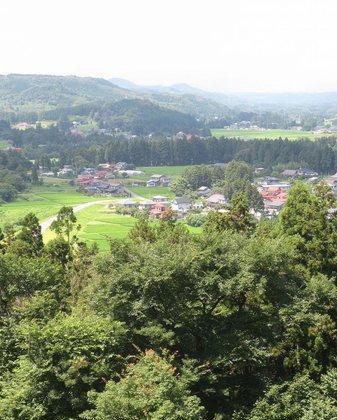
top-left (44, 203), bottom-right (202, 251)
top-left (0, 180), bottom-right (100, 226)
top-left (211, 128), bottom-right (335, 140)
top-left (129, 186), bottom-right (175, 199)
top-left (139, 165), bottom-right (193, 178)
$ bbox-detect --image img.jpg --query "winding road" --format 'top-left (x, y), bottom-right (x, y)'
top-left (40, 189), bottom-right (147, 234)
top-left (40, 200), bottom-right (113, 233)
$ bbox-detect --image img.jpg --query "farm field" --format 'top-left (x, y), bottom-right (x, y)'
top-left (0, 180), bottom-right (101, 227)
top-left (129, 186), bottom-right (175, 199)
top-left (139, 165), bottom-right (193, 178)
top-left (44, 204), bottom-right (202, 251)
top-left (211, 128), bottom-right (335, 140)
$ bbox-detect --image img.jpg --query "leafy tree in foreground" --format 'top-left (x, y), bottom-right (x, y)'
top-left (279, 182), bottom-right (337, 276)
top-left (248, 369), bottom-right (337, 420)
top-left (0, 315), bottom-right (127, 420)
top-left (82, 349), bottom-right (205, 420)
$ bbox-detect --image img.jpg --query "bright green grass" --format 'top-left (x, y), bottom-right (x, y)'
top-left (139, 165), bottom-right (194, 178)
top-left (0, 182), bottom-right (99, 226)
top-left (44, 203), bottom-right (202, 251)
top-left (129, 186), bottom-right (175, 199)
top-left (211, 129), bottom-right (336, 140)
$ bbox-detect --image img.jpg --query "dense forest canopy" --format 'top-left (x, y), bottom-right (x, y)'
top-left (1, 183), bottom-right (337, 418)
top-left (13, 123), bottom-right (337, 173)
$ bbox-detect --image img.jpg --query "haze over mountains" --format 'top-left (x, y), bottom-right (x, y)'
top-left (1, 73), bottom-right (337, 127)
top-left (110, 77), bottom-right (337, 113)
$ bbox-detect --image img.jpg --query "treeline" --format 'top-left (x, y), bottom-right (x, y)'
top-left (0, 150), bottom-right (32, 202)
top-left (65, 135), bottom-right (337, 173)
top-left (2, 185), bottom-right (337, 418)
top-left (7, 123), bottom-right (337, 173)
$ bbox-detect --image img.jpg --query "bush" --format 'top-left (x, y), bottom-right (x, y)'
top-left (186, 213), bottom-right (207, 227)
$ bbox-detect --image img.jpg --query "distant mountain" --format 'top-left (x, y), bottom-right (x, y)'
top-left (0, 74), bottom-right (136, 113)
top-left (108, 78), bottom-right (233, 118)
top-left (109, 77), bottom-right (337, 114)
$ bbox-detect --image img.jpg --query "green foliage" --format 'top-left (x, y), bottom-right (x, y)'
top-left (17, 212), bottom-right (43, 255)
top-left (83, 350), bottom-right (205, 420)
top-left (279, 182), bottom-right (337, 275)
top-left (186, 213), bottom-right (207, 227)
top-left (0, 315), bottom-right (127, 420)
top-left (51, 205), bottom-right (80, 246)
top-left (171, 164), bottom-right (224, 195)
top-left (248, 370), bottom-right (337, 420)
top-left (205, 192), bottom-right (256, 235)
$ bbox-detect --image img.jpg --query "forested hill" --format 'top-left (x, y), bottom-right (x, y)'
top-left (0, 74), bottom-right (233, 119)
top-left (42, 99), bottom-right (201, 135)
top-left (0, 74), bottom-right (134, 113)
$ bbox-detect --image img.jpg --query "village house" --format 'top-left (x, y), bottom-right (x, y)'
top-left (116, 198), bottom-right (138, 208)
top-left (114, 162), bottom-right (128, 171)
top-left (282, 167), bottom-right (318, 179)
top-left (171, 197), bottom-right (193, 213)
top-left (160, 176), bottom-right (171, 187)
top-left (153, 195), bottom-right (170, 203)
top-left (206, 193), bottom-right (227, 207)
top-left (146, 179), bottom-right (159, 187)
top-left (193, 201), bottom-right (205, 210)
top-left (258, 186), bottom-right (288, 214)
top-left (57, 166), bottom-right (75, 177)
top-left (138, 199), bottom-right (155, 210)
top-left (150, 203), bottom-right (169, 219)
top-left (197, 186), bottom-right (212, 198)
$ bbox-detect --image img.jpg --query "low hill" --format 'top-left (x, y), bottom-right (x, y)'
top-left (0, 74), bottom-right (134, 113)
top-left (43, 99), bottom-right (200, 135)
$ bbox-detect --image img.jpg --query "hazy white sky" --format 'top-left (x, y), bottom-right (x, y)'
top-left (1, 0), bottom-right (337, 92)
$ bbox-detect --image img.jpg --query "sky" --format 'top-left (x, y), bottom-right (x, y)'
top-left (1, 0), bottom-right (337, 93)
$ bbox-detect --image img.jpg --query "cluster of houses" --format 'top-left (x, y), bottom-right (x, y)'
top-left (146, 174), bottom-right (172, 187)
top-left (257, 180), bottom-right (290, 215)
top-left (75, 162), bottom-right (131, 195)
top-left (282, 167), bottom-right (318, 179)
top-left (114, 188), bottom-right (229, 220)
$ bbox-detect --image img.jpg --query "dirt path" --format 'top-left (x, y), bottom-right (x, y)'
top-left (40, 200), bottom-right (113, 233)
top-left (40, 189), bottom-right (148, 234)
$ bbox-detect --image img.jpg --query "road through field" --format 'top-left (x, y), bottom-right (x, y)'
top-left (40, 189), bottom-right (148, 233)
top-left (40, 199), bottom-right (113, 233)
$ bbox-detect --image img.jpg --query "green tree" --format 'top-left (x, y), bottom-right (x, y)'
top-left (83, 350), bottom-right (205, 420)
top-left (50, 206), bottom-right (80, 246)
top-left (17, 212), bottom-right (43, 255)
top-left (205, 192), bottom-right (256, 235)
top-left (279, 182), bottom-right (337, 275)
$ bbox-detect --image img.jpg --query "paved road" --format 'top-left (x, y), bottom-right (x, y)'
top-left (40, 200), bottom-right (113, 233)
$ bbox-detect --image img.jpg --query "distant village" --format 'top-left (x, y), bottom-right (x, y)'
top-left (38, 159), bottom-right (336, 221)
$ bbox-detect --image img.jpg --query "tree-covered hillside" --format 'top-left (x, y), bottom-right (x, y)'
top-left (41, 99), bottom-right (201, 135)
top-left (0, 74), bottom-right (233, 120)
top-left (0, 74), bottom-right (133, 113)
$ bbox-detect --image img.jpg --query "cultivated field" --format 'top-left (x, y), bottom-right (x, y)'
top-left (2, 168), bottom-right (200, 251)
top-left (129, 186), bottom-right (175, 199)
top-left (211, 128), bottom-right (335, 140)
top-left (43, 203), bottom-right (202, 251)
top-left (0, 180), bottom-right (101, 227)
